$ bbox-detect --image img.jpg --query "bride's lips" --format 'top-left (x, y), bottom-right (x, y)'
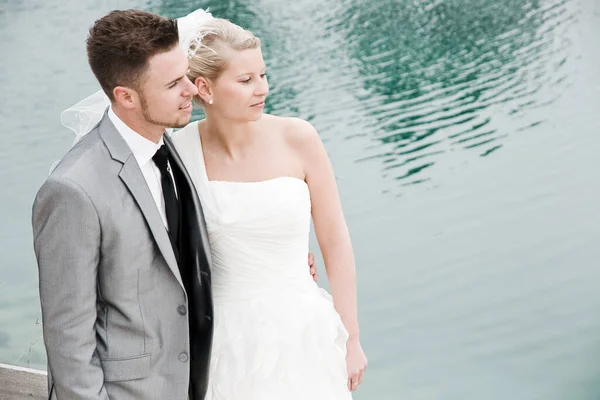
top-left (251, 100), bottom-right (265, 108)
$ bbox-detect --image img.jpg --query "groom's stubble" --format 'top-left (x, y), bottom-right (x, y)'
top-left (139, 90), bottom-right (192, 130)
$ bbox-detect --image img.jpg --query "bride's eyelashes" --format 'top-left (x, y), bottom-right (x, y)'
top-left (239, 73), bottom-right (268, 84)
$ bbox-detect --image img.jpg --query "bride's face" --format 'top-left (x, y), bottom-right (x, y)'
top-left (210, 47), bottom-right (269, 121)
top-left (138, 46), bottom-right (198, 128)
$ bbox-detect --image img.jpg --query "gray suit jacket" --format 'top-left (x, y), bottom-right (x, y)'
top-left (32, 113), bottom-right (213, 399)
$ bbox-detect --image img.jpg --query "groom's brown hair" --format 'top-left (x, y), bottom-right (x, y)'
top-left (87, 9), bottom-right (179, 101)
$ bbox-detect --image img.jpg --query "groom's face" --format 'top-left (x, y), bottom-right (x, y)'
top-left (138, 46), bottom-right (198, 129)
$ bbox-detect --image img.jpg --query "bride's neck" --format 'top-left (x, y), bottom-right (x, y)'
top-left (201, 116), bottom-right (257, 158)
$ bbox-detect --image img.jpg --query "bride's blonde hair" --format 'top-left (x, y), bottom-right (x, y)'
top-left (186, 18), bottom-right (261, 105)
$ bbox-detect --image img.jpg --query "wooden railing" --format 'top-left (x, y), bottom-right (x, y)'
top-left (0, 363), bottom-right (47, 399)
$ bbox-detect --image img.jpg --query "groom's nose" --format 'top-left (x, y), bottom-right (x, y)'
top-left (182, 77), bottom-right (199, 97)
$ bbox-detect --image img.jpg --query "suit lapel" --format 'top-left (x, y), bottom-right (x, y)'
top-left (165, 134), bottom-right (213, 269)
top-left (119, 160), bottom-right (184, 289)
top-left (98, 113), bottom-right (184, 290)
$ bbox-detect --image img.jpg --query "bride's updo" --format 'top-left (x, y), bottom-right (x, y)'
top-left (185, 18), bottom-right (261, 105)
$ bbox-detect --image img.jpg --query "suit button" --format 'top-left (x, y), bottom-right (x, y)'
top-left (177, 305), bottom-right (187, 315)
top-left (178, 352), bottom-right (189, 363)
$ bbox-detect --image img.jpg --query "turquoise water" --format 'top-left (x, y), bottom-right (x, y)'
top-left (1, 0), bottom-right (599, 398)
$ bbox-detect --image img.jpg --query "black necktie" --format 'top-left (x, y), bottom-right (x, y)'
top-left (152, 145), bottom-right (180, 252)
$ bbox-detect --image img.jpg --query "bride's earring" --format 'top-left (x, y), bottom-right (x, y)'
top-left (208, 99), bottom-right (214, 105)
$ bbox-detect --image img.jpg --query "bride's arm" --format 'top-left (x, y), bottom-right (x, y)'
top-left (288, 117), bottom-right (367, 390)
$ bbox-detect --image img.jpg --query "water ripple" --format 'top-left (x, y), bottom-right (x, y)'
top-left (333, 0), bottom-right (579, 191)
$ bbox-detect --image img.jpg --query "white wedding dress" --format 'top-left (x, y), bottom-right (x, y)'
top-left (172, 122), bottom-right (352, 400)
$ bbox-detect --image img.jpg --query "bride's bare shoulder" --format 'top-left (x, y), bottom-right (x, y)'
top-left (262, 114), bottom-right (320, 148)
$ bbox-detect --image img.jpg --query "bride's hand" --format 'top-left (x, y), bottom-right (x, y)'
top-left (346, 336), bottom-right (367, 391)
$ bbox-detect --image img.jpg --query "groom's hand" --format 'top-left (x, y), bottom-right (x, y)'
top-left (308, 252), bottom-right (318, 282)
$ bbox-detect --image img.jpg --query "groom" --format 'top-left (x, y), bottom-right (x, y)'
top-left (32, 9), bottom-right (317, 400)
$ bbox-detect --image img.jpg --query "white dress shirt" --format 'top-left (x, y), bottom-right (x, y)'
top-left (108, 107), bottom-right (175, 229)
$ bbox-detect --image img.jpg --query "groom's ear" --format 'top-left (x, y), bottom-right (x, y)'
top-left (194, 77), bottom-right (212, 103)
top-left (113, 86), bottom-right (137, 110)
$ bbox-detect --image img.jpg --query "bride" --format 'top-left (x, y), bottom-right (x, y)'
top-left (172, 10), bottom-right (367, 399)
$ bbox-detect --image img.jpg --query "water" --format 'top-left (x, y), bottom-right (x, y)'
top-left (1, 0), bottom-right (599, 398)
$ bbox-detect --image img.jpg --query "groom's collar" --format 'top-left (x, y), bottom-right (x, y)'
top-left (98, 107), bottom-right (164, 165)
top-left (96, 108), bottom-right (131, 164)
top-left (107, 107), bottom-right (164, 169)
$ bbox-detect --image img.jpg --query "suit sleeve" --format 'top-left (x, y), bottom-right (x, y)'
top-left (32, 177), bottom-right (110, 399)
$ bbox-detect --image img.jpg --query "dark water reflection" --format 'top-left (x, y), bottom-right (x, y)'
top-left (342, 0), bottom-right (577, 187)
